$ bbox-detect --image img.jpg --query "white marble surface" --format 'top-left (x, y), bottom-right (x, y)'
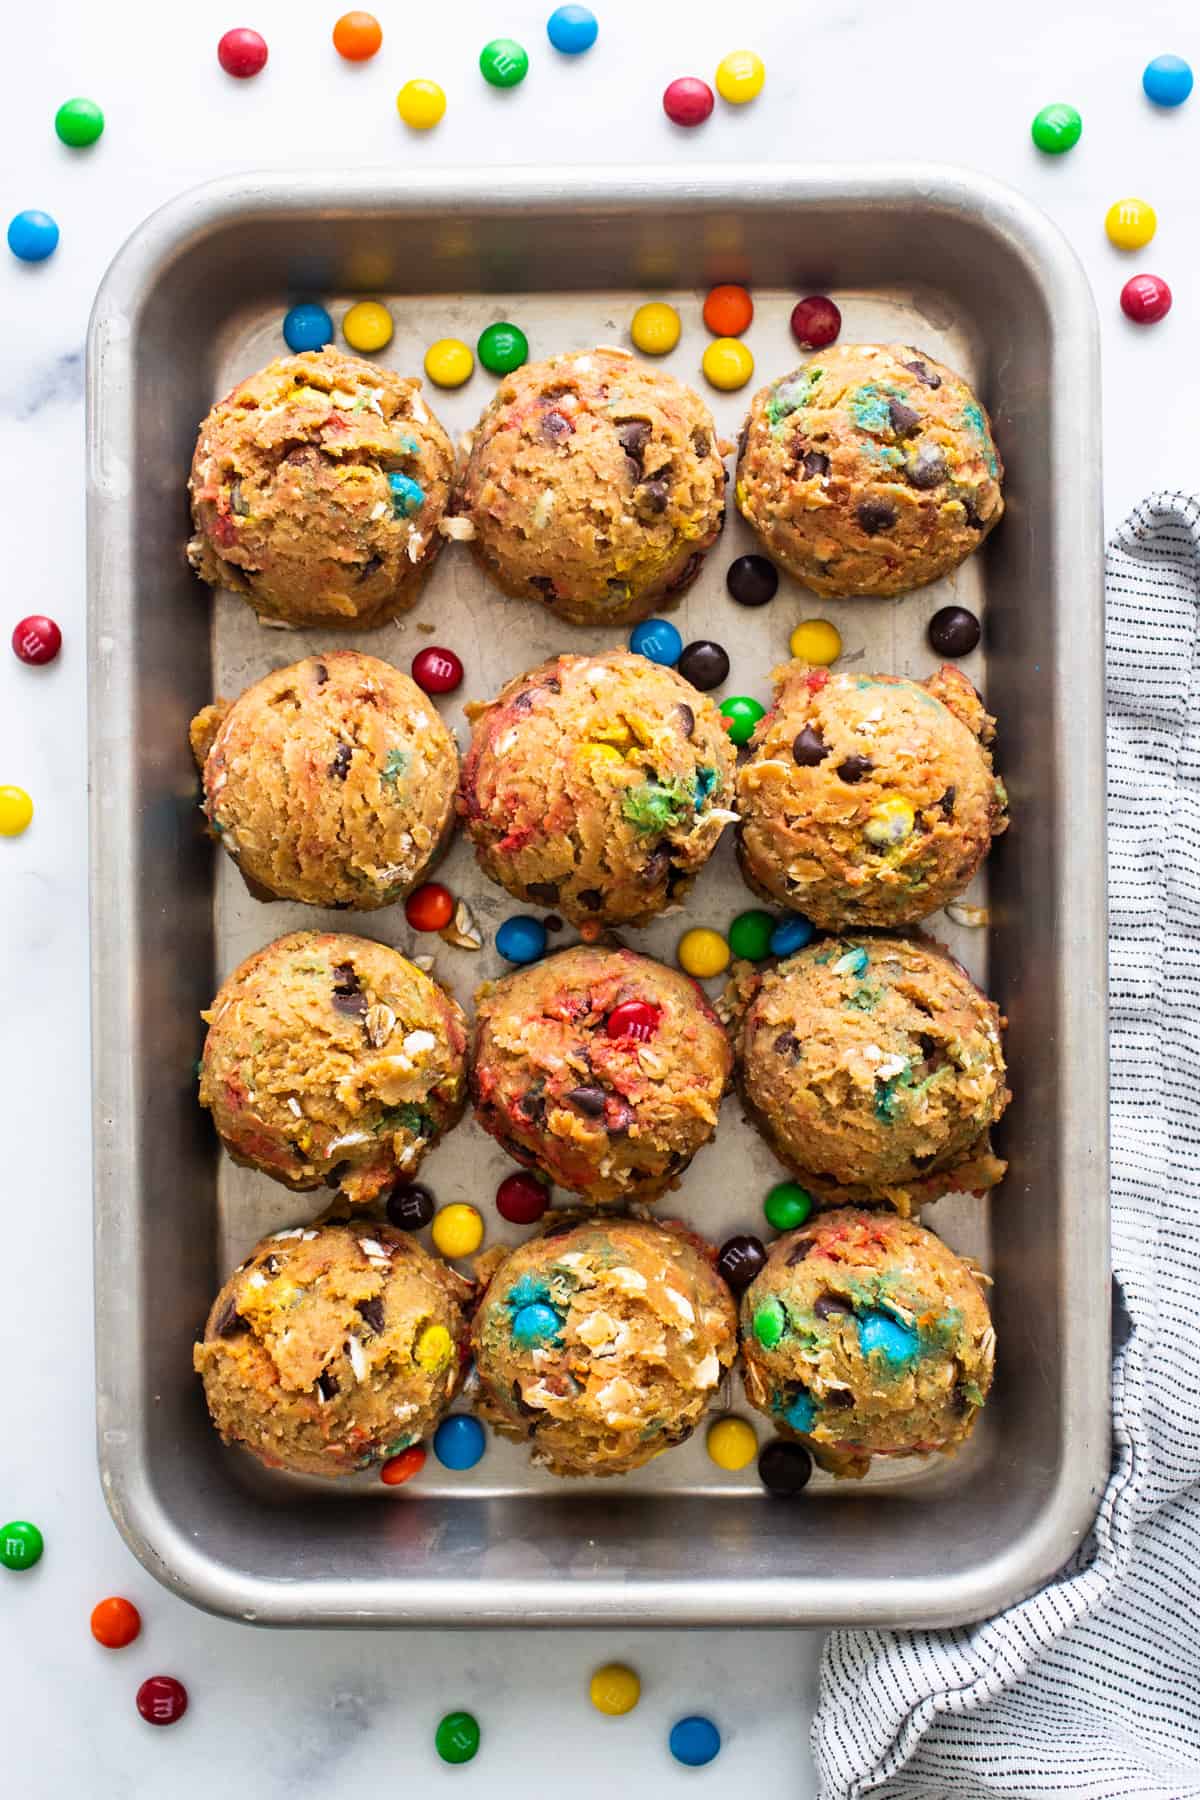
top-left (0, 0), bottom-right (1189, 1792)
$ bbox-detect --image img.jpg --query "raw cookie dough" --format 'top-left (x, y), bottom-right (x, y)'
top-left (458, 649), bottom-right (737, 927)
top-left (187, 347), bottom-right (454, 627)
top-left (199, 931), bottom-right (468, 1205)
top-left (471, 945), bottom-right (731, 1204)
top-left (740, 1208), bottom-right (994, 1478)
top-left (189, 651), bottom-right (459, 909)
top-left (455, 347), bottom-right (727, 626)
top-left (737, 661), bottom-right (1007, 927)
top-left (736, 932), bottom-right (1008, 1211)
top-left (736, 343), bottom-right (1004, 597)
top-left (472, 1215), bottom-right (737, 1477)
top-left (195, 1218), bottom-right (472, 1478)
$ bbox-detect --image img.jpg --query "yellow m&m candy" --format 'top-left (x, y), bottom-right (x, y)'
top-left (630, 301), bottom-right (681, 356)
top-left (678, 927), bottom-right (731, 979)
top-left (589, 1663), bottom-right (641, 1716)
top-left (424, 338), bottom-right (474, 387)
top-left (789, 618), bottom-right (842, 665)
top-left (706, 1416), bottom-right (758, 1471)
top-left (1105, 197), bottom-right (1157, 251)
top-left (0, 786), bottom-right (33, 837)
top-left (342, 300), bottom-right (394, 352)
top-left (701, 337), bottom-right (754, 391)
top-left (715, 50), bottom-right (765, 105)
top-left (397, 79), bottom-right (446, 130)
top-left (431, 1203), bottom-right (484, 1259)
top-left (415, 1324), bottom-right (453, 1372)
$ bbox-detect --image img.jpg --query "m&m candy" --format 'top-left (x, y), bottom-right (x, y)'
top-left (716, 1233), bottom-right (767, 1291)
top-left (790, 294), bottom-right (842, 349)
top-left (1031, 102), bottom-right (1081, 153)
top-left (436, 1711), bottom-right (481, 1765)
top-left (715, 49), bottom-right (764, 104)
top-left (719, 695), bottom-right (764, 744)
top-left (1143, 54), bottom-right (1192, 107)
top-left (1121, 273), bottom-right (1172, 324)
top-left (405, 883), bottom-right (454, 931)
top-left (12, 615), bottom-right (62, 665)
top-left (90, 1596), bottom-right (141, 1648)
top-left (7, 211), bottom-right (59, 263)
top-left (217, 28), bottom-right (268, 78)
top-left (332, 11), bottom-right (382, 60)
top-left (478, 321), bottom-right (529, 374)
top-left (412, 646), bottom-right (463, 693)
top-left (282, 302), bottom-right (333, 352)
top-left (434, 1414), bottom-right (487, 1470)
top-left (789, 617), bottom-right (842, 664)
top-left (629, 618), bottom-right (682, 665)
top-left (764, 1181), bottom-right (812, 1231)
top-left (769, 914), bottom-right (813, 956)
top-left (663, 77), bottom-right (714, 128)
top-left (928, 605), bottom-right (980, 658)
top-left (432, 1204), bottom-right (484, 1259)
top-left (728, 909), bottom-right (773, 961)
top-left (702, 337), bottom-right (754, 391)
top-left (0, 1520), bottom-right (43, 1569)
top-left (342, 299), bottom-right (393, 351)
top-left (496, 916), bottom-right (548, 964)
top-left (606, 999), bottom-right (659, 1042)
top-left (385, 1182), bottom-right (436, 1230)
top-left (55, 97), bottom-right (104, 147)
top-left (590, 1663), bottom-right (640, 1715)
top-left (1105, 198), bottom-right (1156, 251)
top-left (0, 787), bottom-right (34, 837)
top-left (136, 1676), bottom-right (188, 1726)
top-left (703, 284), bottom-right (753, 335)
top-left (380, 1445), bottom-right (426, 1485)
top-left (397, 79), bottom-right (446, 130)
top-left (480, 38), bottom-right (529, 87)
top-left (547, 5), bottom-right (597, 54)
top-left (678, 927), bottom-right (730, 979)
top-left (496, 1171), bottom-right (550, 1224)
top-left (424, 337), bottom-right (474, 386)
top-left (630, 301), bottom-right (680, 355)
top-left (677, 640), bottom-right (729, 691)
top-left (706, 1416), bottom-right (758, 1471)
top-left (669, 1716), bottom-right (721, 1767)
top-left (726, 554), bottom-right (777, 607)
top-left (758, 1438), bottom-right (813, 1495)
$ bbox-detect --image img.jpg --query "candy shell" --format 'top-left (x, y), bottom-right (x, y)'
top-left (0, 1520), bottom-right (43, 1569)
top-left (342, 299), bottom-right (393, 352)
top-left (928, 605), bottom-right (980, 658)
top-left (1105, 198), bottom-right (1156, 251)
top-left (380, 1445), bottom-right (426, 1485)
top-left (405, 883), bottom-right (454, 931)
top-left (789, 618), bottom-right (842, 665)
top-left (12, 614), bottom-right (62, 665)
top-left (332, 11), bottom-right (383, 60)
top-left (702, 337), bottom-right (753, 391)
top-left (1031, 102), bottom-right (1081, 154)
top-left (1121, 273), bottom-right (1172, 324)
top-left (478, 321), bottom-right (529, 374)
top-left (496, 915), bottom-right (548, 964)
top-left (764, 1181), bottom-right (812, 1231)
top-left (630, 301), bottom-right (680, 356)
top-left (136, 1676), bottom-right (188, 1726)
top-left (0, 787), bottom-right (34, 837)
top-left (385, 1182), bottom-right (436, 1230)
top-left (589, 1663), bottom-right (640, 1714)
top-left (54, 97), bottom-right (104, 147)
top-left (217, 28), bottom-right (268, 78)
top-left (727, 909), bottom-right (773, 961)
top-left (703, 283), bottom-right (753, 336)
top-left (397, 79), bottom-right (446, 130)
top-left (436, 1711), bottom-right (480, 1764)
top-left (768, 915), bottom-right (813, 957)
top-left (480, 38), bottom-right (529, 88)
top-left (678, 927), bottom-right (730, 979)
top-left (433, 1414), bottom-right (487, 1470)
top-left (726, 554), bottom-right (777, 607)
top-left (669, 1716), bottom-right (721, 1767)
top-left (7, 210), bottom-right (58, 263)
top-left (629, 618), bottom-right (682, 665)
top-left (677, 640), bottom-right (729, 691)
top-left (431, 1203), bottom-right (484, 1259)
top-left (757, 1438), bottom-right (813, 1495)
top-left (718, 695), bottom-right (764, 745)
top-left (424, 337), bottom-right (474, 386)
top-left (411, 646), bottom-right (463, 694)
top-left (90, 1596), bottom-right (141, 1648)
top-left (706, 1416), bottom-right (758, 1471)
top-left (663, 76), bottom-right (713, 128)
top-left (714, 49), bottom-right (764, 104)
top-left (789, 294), bottom-right (841, 349)
top-left (496, 1171), bottom-right (550, 1224)
top-left (716, 1233), bottom-right (767, 1291)
top-left (282, 302), bottom-right (333, 352)
top-left (547, 5), bottom-right (597, 54)
top-left (1143, 54), bottom-right (1192, 107)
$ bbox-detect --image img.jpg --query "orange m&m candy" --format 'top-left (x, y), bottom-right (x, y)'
top-left (333, 11), bottom-right (383, 60)
top-left (91, 1595), bottom-right (142, 1649)
top-left (703, 284), bottom-right (753, 336)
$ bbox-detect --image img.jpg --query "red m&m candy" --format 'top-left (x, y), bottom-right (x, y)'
top-left (217, 28), bottom-right (268, 77)
top-left (1120, 273), bottom-right (1172, 324)
top-left (605, 1000), bottom-right (660, 1043)
top-left (12, 615), bottom-right (61, 665)
top-left (412, 646), bottom-right (464, 694)
top-left (405, 882), bottom-right (455, 931)
top-left (790, 295), bottom-right (842, 349)
top-left (380, 1446), bottom-right (427, 1485)
top-left (496, 1171), bottom-right (550, 1224)
top-left (663, 77), bottom-right (714, 127)
top-left (91, 1595), bottom-right (141, 1648)
top-left (136, 1676), bottom-right (188, 1726)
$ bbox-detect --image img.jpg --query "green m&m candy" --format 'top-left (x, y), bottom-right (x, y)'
top-left (764, 1182), bottom-right (813, 1232)
top-left (480, 37), bottom-right (529, 88)
top-left (1031, 103), bottom-right (1081, 155)
top-left (728, 909), bottom-right (774, 962)
top-left (753, 1297), bottom-right (786, 1349)
top-left (0, 1520), bottom-right (44, 1570)
top-left (477, 321), bottom-right (529, 375)
top-left (719, 695), bottom-right (765, 746)
top-left (436, 1709), bottom-right (481, 1764)
top-left (55, 97), bottom-right (105, 148)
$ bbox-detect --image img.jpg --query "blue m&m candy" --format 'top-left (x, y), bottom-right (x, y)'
top-left (858, 1309), bottom-right (920, 1367)
top-left (7, 211), bottom-right (59, 263)
top-left (496, 915), bottom-right (548, 964)
top-left (628, 618), bottom-right (682, 665)
top-left (546, 5), bottom-right (598, 54)
top-left (433, 1415), bottom-right (487, 1471)
top-left (669, 1716), bottom-right (721, 1767)
top-left (511, 1302), bottom-right (563, 1348)
top-left (282, 302), bottom-right (334, 352)
top-left (769, 914), bottom-right (813, 957)
top-left (1143, 54), bottom-right (1193, 107)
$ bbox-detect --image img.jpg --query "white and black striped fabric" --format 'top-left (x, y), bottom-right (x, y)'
top-left (813, 493), bottom-right (1200, 1799)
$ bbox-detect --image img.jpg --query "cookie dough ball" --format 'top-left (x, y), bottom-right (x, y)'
top-left (740, 1208), bottom-right (994, 1478)
top-left (190, 652), bottom-right (458, 909)
top-left (187, 348), bottom-right (454, 627)
top-left (194, 1219), bottom-right (472, 1478)
top-left (455, 347), bottom-right (726, 626)
top-left (472, 1216), bottom-right (737, 1477)
top-left (736, 344), bottom-right (1003, 597)
top-left (471, 946), bottom-right (731, 1204)
top-left (738, 934), bottom-right (1009, 1211)
top-left (737, 662), bottom-right (1008, 927)
top-left (458, 650), bottom-right (737, 927)
top-left (199, 931), bottom-right (468, 1205)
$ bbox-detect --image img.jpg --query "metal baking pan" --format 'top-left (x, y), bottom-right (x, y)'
top-left (87, 165), bottom-right (1109, 1628)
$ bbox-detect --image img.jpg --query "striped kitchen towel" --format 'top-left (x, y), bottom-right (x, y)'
top-left (813, 492), bottom-right (1200, 1799)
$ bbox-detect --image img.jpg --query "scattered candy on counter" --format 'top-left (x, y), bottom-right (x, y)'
top-left (669, 1715), bottom-right (722, 1768)
top-left (727, 909), bottom-right (773, 961)
top-left (714, 49), bottom-right (764, 105)
top-left (1105, 197), bottom-right (1157, 251)
top-left (662, 76), bottom-right (714, 128)
top-left (380, 1445), bottom-right (427, 1484)
top-left (432, 1202), bottom-right (485, 1259)
top-left (716, 1233), bottom-right (767, 1291)
top-left (702, 283), bottom-right (753, 336)
top-left (0, 1519), bottom-right (43, 1569)
top-left (764, 1181), bottom-right (813, 1231)
top-left (589, 1662), bottom-right (641, 1715)
top-left (719, 695), bottom-right (765, 745)
top-left (726, 553), bottom-right (777, 607)
top-left (758, 1438), bottom-right (813, 1496)
top-left (702, 336), bottom-right (754, 391)
top-left (706, 1415), bottom-right (758, 1471)
top-left (217, 27), bottom-right (269, 79)
top-left (1143, 53), bottom-right (1192, 108)
top-left (342, 298), bottom-right (393, 351)
top-left (0, 786), bottom-right (34, 837)
top-left (386, 1181), bottom-right (436, 1230)
top-left (90, 1596), bottom-right (142, 1648)
top-left (332, 10), bottom-right (383, 60)
top-left (55, 97), bottom-right (104, 148)
top-left (405, 882), bottom-right (455, 931)
top-left (282, 301), bottom-right (333, 352)
top-left (677, 639), bottom-right (730, 691)
top-left (1031, 101), bottom-right (1082, 154)
top-left (434, 1413), bottom-right (487, 1470)
top-left (7, 210), bottom-right (59, 263)
top-left (497, 914), bottom-right (549, 964)
top-left (630, 300), bottom-right (681, 356)
top-left (477, 320), bottom-right (529, 374)
top-left (496, 1170), bottom-right (550, 1224)
top-left (1121, 272), bottom-right (1172, 324)
top-left (547, 4), bottom-right (598, 54)
top-left (135, 1676), bottom-right (188, 1726)
top-left (424, 335), bottom-right (474, 386)
top-left (480, 37), bottom-right (529, 88)
top-left (677, 927), bottom-right (730, 979)
top-left (397, 78), bottom-right (446, 130)
top-left (790, 295), bottom-right (841, 349)
top-left (789, 617), bottom-right (842, 665)
top-left (606, 999), bottom-right (659, 1042)
top-left (436, 1710), bottom-right (481, 1765)
top-left (629, 617), bottom-right (682, 665)
top-left (12, 614), bottom-right (62, 665)
top-left (768, 914), bottom-right (813, 956)
top-left (411, 645), bottom-right (464, 693)
top-left (928, 604), bottom-right (980, 658)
